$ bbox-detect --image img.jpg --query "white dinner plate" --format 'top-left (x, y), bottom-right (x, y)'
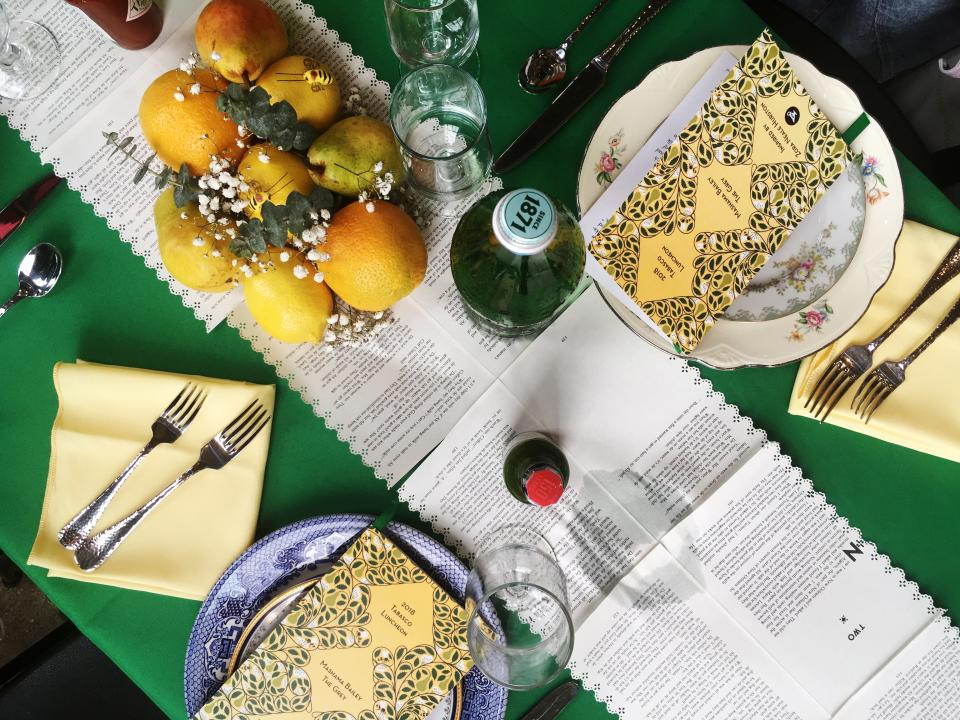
top-left (577, 46), bottom-right (904, 369)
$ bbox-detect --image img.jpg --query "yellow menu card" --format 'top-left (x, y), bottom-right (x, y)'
top-left (590, 29), bottom-right (850, 352)
top-left (194, 528), bottom-right (473, 720)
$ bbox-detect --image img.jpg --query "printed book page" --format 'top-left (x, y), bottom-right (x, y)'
top-left (661, 444), bottom-right (935, 713)
top-left (399, 381), bottom-right (656, 624)
top-left (569, 545), bottom-right (828, 719)
top-left (835, 619), bottom-right (960, 719)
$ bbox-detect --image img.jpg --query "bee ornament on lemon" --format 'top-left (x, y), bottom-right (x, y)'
top-left (273, 59), bottom-right (334, 92)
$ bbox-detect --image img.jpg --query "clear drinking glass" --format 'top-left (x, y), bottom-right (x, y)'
top-left (389, 63), bottom-right (492, 202)
top-left (0, 2), bottom-right (61, 100)
top-left (384, 0), bottom-right (479, 69)
top-left (465, 526), bottom-right (575, 690)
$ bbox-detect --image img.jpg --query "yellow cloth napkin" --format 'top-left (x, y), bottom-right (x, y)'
top-left (790, 220), bottom-right (960, 462)
top-left (29, 361), bottom-right (274, 600)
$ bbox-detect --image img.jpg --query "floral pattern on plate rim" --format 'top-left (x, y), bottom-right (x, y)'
top-left (594, 129), bottom-right (626, 186)
top-left (857, 152), bottom-right (890, 205)
top-left (788, 300), bottom-right (834, 342)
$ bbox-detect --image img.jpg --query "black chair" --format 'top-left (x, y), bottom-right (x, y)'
top-left (0, 622), bottom-right (167, 719)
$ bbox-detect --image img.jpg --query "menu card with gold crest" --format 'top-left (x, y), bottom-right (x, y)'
top-left (193, 528), bottom-right (473, 720)
top-left (589, 29), bottom-right (851, 352)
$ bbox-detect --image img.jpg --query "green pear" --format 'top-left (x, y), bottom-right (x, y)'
top-left (307, 116), bottom-right (405, 196)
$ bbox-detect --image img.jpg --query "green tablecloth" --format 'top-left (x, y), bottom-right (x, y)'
top-left (1, 1), bottom-right (957, 718)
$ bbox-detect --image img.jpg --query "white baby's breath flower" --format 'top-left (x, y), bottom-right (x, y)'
top-left (313, 272), bottom-right (324, 283)
top-left (324, 330), bottom-right (337, 342)
top-left (210, 51), bottom-right (222, 61)
top-left (211, 249), bottom-right (222, 257)
top-left (179, 211), bottom-right (188, 220)
top-left (339, 314), bottom-right (349, 327)
top-left (179, 61), bottom-right (191, 73)
top-left (309, 210), bottom-right (319, 222)
top-left (372, 311), bottom-right (384, 320)
top-left (222, 186), bottom-right (236, 199)
top-left (306, 249), bottom-right (321, 262)
top-left (327, 314), bottom-right (339, 325)
top-left (373, 161), bottom-right (383, 173)
top-left (192, 236), bottom-right (204, 246)
top-left (249, 254), bottom-right (258, 263)
top-left (353, 320), bottom-right (365, 332)
top-left (316, 251), bottom-right (330, 263)
top-left (226, 228), bottom-right (237, 238)
top-left (218, 216), bottom-right (230, 225)
top-left (214, 233), bottom-right (223, 240)
top-left (173, 90), bottom-right (185, 102)
top-left (189, 83), bottom-right (202, 95)
top-left (279, 251), bottom-right (290, 262)
top-left (240, 264), bottom-right (254, 277)
top-left (258, 151), bottom-right (270, 164)
top-left (292, 264), bottom-right (309, 279)
top-left (365, 202), bottom-right (375, 213)
top-left (320, 208), bottom-right (331, 221)
top-left (230, 201), bottom-right (246, 213)
top-left (237, 124), bottom-right (248, 137)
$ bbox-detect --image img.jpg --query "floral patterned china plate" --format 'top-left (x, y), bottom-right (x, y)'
top-left (184, 514), bottom-right (506, 720)
top-left (578, 46), bottom-right (903, 369)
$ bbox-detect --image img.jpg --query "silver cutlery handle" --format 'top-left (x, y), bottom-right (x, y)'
top-left (562, 0), bottom-right (612, 51)
top-left (74, 461), bottom-right (204, 571)
top-left (57, 441), bottom-right (156, 550)
top-left (902, 294), bottom-right (960, 368)
top-left (0, 290), bottom-right (24, 318)
top-left (595, 0), bottom-right (674, 70)
top-left (869, 237), bottom-right (960, 351)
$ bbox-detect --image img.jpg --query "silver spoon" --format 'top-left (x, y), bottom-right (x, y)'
top-left (0, 243), bottom-right (63, 319)
top-left (519, 0), bottom-right (613, 93)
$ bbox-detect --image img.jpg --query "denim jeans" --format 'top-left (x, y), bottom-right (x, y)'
top-left (780, 0), bottom-right (960, 82)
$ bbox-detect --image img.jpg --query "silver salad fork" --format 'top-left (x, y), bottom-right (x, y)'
top-left (57, 383), bottom-right (207, 550)
top-left (852, 294), bottom-right (960, 422)
top-left (74, 399), bottom-right (271, 572)
top-left (805, 237), bottom-right (960, 422)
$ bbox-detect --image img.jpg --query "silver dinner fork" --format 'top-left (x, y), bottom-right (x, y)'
top-left (73, 399), bottom-right (271, 572)
top-left (851, 294), bottom-right (960, 422)
top-left (57, 383), bottom-right (207, 550)
top-left (805, 237), bottom-right (960, 421)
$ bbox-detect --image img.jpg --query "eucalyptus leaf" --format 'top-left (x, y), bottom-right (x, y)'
top-left (118, 137), bottom-right (133, 149)
top-left (308, 186), bottom-right (334, 211)
top-left (173, 163), bottom-right (201, 207)
top-left (132, 162), bottom-right (150, 184)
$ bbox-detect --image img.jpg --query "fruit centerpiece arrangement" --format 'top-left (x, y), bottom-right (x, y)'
top-left (109, 0), bottom-right (426, 347)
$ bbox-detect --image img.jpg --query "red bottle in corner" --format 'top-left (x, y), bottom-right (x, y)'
top-left (65, 0), bottom-right (163, 50)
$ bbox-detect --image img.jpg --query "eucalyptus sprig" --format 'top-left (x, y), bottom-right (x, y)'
top-left (217, 83), bottom-right (318, 152)
top-left (232, 186), bottom-right (336, 258)
top-left (102, 131), bottom-right (200, 207)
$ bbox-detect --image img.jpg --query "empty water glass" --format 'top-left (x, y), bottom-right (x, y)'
top-left (384, 0), bottom-right (479, 69)
top-left (0, 2), bottom-right (60, 100)
top-left (465, 526), bottom-right (575, 690)
top-left (389, 63), bottom-right (492, 202)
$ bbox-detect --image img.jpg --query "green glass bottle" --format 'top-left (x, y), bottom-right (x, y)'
top-left (503, 431), bottom-right (570, 507)
top-left (450, 188), bottom-right (585, 336)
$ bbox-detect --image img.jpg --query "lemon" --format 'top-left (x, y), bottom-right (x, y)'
top-left (242, 250), bottom-right (334, 343)
top-left (154, 187), bottom-right (237, 292)
top-left (238, 143), bottom-right (318, 220)
top-left (322, 200), bottom-right (426, 312)
top-left (257, 55), bottom-right (341, 133)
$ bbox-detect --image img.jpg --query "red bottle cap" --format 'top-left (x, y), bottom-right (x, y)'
top-left (524, 467), bottom-right (565, 507)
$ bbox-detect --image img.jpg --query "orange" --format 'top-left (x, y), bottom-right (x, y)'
top-left (139, 68), bottom-right (243, 176)
top-left (322, 201), bottom-right (426, 312)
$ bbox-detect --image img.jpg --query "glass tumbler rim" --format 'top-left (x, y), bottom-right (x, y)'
top-left (386, 0), bottom-right (466, 13)
top-left (389, 63), bottom-right (488, 163)
top-left (465, 580), bottom-right (575, 691)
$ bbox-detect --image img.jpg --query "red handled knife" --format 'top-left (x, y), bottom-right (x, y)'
top-left (0, 173), bottom-right (62, 247)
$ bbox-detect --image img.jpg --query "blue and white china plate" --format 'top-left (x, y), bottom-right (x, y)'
top-left (184, 514), bottom-right (507, 720)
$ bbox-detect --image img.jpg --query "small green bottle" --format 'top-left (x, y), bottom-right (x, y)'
top-left (450, 188), bottom-right (585, 336)
top-left (503, 431), bottom-right (570, 507)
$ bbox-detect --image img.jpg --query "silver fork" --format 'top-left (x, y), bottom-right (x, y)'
top-left (851, 294), bottom-right (960, 422)
top-left (73, 399), bottom-right (271, 572)
top-left (805, 237), bottom-right (960, 421)
top-left (57, 383), bottom-right (207, 550)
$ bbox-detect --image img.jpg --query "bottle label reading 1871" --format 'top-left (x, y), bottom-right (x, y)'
top-left (127, 0), bottom-right (153, 22)
top-left (502, 189), bottom-right (553, 242)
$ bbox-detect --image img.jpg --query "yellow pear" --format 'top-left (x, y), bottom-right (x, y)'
top-left (154, 187), bottom-right (237, 292)
top-left (195, 0), bottom-right (287, 83)
top-left (257, 55), bottom-right (341, 133)
top-left (307, 116), bottom-right (405, 196)
top-left (237, 143), bottom-right (317, 219)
